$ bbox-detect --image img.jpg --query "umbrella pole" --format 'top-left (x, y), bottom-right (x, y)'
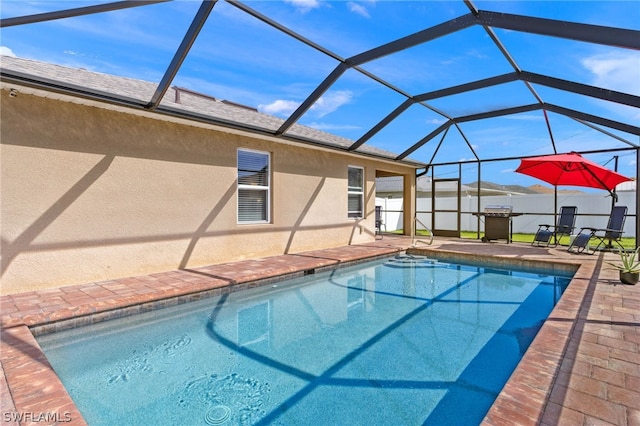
top-left (612, 156), bottom-right (619, 211)
top-left (554, 186), bottom-right (558, 245)
top-left (609, 156), bottom-right (620, 248)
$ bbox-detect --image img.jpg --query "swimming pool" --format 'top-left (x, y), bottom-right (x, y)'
top-left (37, 254), bottom-right (572, 425)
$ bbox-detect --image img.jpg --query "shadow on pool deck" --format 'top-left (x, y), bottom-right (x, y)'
top-left (1, 235), bottom-right (638, 425)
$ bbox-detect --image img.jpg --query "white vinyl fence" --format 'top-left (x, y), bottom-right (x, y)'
top-left (376, 191), bottom-right (637, 237)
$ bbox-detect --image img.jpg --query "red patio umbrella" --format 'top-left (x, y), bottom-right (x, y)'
top-left (515, 152), bottom-right (631, 196)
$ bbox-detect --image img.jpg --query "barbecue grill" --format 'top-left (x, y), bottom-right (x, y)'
top-left (473, 205), bottom-right (523, 243)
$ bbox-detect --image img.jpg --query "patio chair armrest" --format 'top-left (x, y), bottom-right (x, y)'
top-left (602, 228), bottom-right (622, 233)
top-left (575, 227), bottom-right (598, 236)
top-left (587, 227), bottom-right (621, 235)
top-left (578, 227), bottom-right (597, 232)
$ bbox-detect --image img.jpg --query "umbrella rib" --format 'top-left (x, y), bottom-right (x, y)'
top-left (583, 165), bottom-right (615, 195)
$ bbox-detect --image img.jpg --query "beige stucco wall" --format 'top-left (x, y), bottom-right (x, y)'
top-left (0, 86), bottom-right (416, 295)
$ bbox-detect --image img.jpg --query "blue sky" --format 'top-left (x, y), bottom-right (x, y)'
top-left (1, 0), bottom-right (638, 188)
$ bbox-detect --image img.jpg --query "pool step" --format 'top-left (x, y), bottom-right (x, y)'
top-left (384, 254), bottom-right (450, 269)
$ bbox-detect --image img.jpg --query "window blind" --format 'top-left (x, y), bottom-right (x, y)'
top-left (348, 166), bottom-right (364, 218)
top-left (238, 149), bottom-right (270, 223)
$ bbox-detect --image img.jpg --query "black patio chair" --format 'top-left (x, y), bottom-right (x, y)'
top-left (532, 206), bottom-right (577, 247)
top-left (568, 205), bottom-right (628, 254)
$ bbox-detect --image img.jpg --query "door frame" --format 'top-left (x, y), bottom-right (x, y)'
top-left (431, 178), bottom-right (461, 237)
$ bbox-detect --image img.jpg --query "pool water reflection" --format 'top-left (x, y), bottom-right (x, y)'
top-left (37, 254), bottom-right (572, 425)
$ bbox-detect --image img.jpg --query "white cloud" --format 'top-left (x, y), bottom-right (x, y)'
top-left (581, 51), bottom-right (640, 122)
top-left (258, 99), bottom-right (300, 117)
top-left (582, 51), bottom-right (640, 96)
top-left (310, 90), bottom-right (353, 117)
top-left (307, 122), bottom-right (361, 131)
top-left (284, 0), bottom-right (320, 13)
top-left (259, 90), bottom-right (353, 119)
top-left (347, 2), bottom-right (370, 18)
top-left (426, 118), bottom-right (447, 125)
top-left (466, 49), bottom-right (487, 60)
top-left (0, 46), bottom-right (16, 57)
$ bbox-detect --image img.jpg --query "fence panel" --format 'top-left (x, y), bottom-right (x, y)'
top-left (376, 191), bottom-right (636, 236)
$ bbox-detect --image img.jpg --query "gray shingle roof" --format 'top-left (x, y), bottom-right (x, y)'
top-left (1, 55), bottom-right (422, 166)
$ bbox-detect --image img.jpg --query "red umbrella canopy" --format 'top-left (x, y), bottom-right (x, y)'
top-left (515, 152), bottom-right (631, 192)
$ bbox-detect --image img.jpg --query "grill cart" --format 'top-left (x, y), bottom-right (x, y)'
top-left (473, 205), bottom-right (523, 243)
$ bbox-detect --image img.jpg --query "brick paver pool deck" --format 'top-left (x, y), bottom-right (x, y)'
top-left (1, 236), bottom-right (638, 425)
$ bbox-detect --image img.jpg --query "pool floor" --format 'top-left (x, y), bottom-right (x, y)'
top-left (36, 255), bottom-right (571, 425)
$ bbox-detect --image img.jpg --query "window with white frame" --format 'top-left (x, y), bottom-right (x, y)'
top-left (237, 149), bottom-right (270, 223)
top-left (348, 166), bottom-right (364, 219)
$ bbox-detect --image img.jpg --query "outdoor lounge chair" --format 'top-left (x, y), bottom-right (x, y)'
top-left (532, 206), bottom-right (577, 247)
top-left (567, 205), bottom-right (627, 254)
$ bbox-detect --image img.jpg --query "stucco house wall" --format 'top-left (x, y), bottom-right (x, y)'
top-left (1, 86), bottom-right (416, 295)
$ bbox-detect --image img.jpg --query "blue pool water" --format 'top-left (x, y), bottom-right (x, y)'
top-left (37, 254), bottom-right (572, 425)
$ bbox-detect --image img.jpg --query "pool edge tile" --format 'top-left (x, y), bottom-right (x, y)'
top-left (0, 325), bottom-right (87, 426)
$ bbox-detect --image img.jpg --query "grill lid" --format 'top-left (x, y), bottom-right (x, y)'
top-left (484, 205), bottom-right (513, 214)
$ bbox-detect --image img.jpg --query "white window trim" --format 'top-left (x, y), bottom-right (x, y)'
top-left (237, 148), bottom-right (271, 224)
top-left (348, 165), bottom-right (364, 219)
